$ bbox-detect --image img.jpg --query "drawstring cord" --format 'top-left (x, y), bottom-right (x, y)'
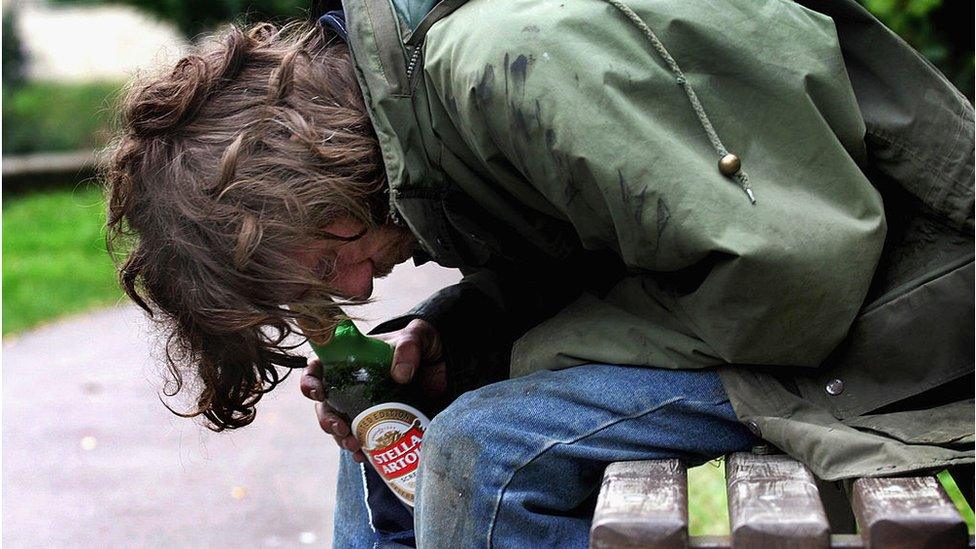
top-left (601, 0), bottom-right (757, 205)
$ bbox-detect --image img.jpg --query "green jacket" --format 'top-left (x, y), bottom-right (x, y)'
top-left (349, 0), bottom-right (975, 480)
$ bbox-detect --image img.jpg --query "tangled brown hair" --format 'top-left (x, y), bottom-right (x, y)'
top-left (103, 21), bottom-right (390, 430)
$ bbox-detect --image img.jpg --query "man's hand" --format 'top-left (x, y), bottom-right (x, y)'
top-left (299, 318), bottom-right (447, 462)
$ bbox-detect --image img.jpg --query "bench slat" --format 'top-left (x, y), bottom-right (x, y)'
top-left (590, 460), bottom-right (688, 549)
top-left (684, 534), bottom-right (871, 548)
top-left (726, 452), bottom-right (831, 548)
top-left (851, 476), bottom-right (967, 549)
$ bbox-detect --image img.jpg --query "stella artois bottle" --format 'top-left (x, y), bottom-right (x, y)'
top-left (310, 319), bottom-right (430, 508)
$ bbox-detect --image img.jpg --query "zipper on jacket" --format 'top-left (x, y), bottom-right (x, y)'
top-left (405, 44), bottom-right (422, 81)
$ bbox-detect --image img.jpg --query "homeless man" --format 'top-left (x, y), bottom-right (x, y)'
top-left (104, 0), bottom-right (974, 546)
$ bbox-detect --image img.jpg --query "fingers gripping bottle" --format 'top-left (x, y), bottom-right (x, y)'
top-left (310, 319), bottom-right (431, 507)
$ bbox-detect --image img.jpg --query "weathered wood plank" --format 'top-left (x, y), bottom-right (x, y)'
top-left (851, 476), bottom-right (967, 549)
top-left (590, 460), bottom-right (688, 549)
top-left (829, 534), bottom-right (866, 548)
top-left (689, 535), bottom-right (732, 548)
top-left (685, 534), bottom-right (867, 548)
top-left (726, 452), bottom-right (830, 548)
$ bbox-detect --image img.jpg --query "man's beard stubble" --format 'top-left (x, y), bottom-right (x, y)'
top-left (374, 228), bottom-right (419, 278)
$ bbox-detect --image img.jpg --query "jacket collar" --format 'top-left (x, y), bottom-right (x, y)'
top-left (340, 0), bottom-right (466, 228)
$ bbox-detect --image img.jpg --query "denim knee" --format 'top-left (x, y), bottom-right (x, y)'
top-left (415, 392), bottom-right (491, 545)
top-left (434, 383), bottom-right (491, 429)
top-left (421, 390), bottom-right (485, 476)
top-left (420, 389), bottom-right (500, 494)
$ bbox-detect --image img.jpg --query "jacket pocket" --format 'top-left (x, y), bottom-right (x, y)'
top-left (843, 399), bottom-right (975, 446)
top-left (794, 257), bottom-right (974, 419)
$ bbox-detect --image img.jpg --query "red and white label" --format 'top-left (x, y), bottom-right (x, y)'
top-left (351, 402), bottom-right (429, 507)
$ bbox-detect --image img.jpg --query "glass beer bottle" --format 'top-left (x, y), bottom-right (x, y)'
top-left (310, 319), bottom-right (431, 507)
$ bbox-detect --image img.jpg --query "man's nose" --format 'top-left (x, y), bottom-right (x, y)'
top-left (330, 260), bottom-right (374, 300)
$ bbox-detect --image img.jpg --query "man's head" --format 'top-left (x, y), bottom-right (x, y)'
top-left (293, 215), bottom-right (418, 303)
top-left (104, 21), bottom-right (414, 430)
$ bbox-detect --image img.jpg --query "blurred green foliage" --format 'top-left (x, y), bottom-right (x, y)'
top-left (49, 0), bottom-right (307, 37)
top-left (862, 0), bottom-right (974, 99)
top-left (2, 82), bottom-right (121, 155)
top-left (688, 461), bottom-right (731, 535)
top-left (2, 10), bottom-right (27, 86)
top-left (2, 187), bottom-right (122, 335)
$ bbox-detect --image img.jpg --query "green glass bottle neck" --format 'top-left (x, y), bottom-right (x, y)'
top-left (310, 319), bottom-right (394, 367)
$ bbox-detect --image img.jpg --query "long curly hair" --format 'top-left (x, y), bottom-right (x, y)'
top-left (103, 21), bottom-right (390, 430)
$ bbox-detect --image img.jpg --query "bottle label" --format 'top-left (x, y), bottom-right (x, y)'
top-left (351, 402), bottom-right (430, 507)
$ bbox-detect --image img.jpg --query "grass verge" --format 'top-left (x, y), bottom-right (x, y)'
top-left (2, 81), bottom-right (120, 154)
top-left (689, 460), bottom-right (730, 535)
top-left (3, 186), bottom-right (122, 335)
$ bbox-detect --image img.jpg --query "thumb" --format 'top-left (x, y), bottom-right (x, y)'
top-left (391, 335), bottom-right (428, 384)
top-left (390, 320), bottom-right (442, 383)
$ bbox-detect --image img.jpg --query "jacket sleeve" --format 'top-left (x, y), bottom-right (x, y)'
top-left (423, 0), bottom-right (888, 368)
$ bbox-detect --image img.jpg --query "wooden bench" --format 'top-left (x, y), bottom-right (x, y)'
top-left (590, 452), bottom-right (974, 548)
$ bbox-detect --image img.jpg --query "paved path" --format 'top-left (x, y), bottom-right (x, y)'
top-left (2, 262), bottom-right (461, 548)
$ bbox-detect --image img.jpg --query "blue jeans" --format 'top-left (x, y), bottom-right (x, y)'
top-left (332, 364), bottom-right (758, 548)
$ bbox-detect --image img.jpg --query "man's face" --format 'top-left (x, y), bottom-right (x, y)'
top-left (295, 216), bottom-right (418, 301)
